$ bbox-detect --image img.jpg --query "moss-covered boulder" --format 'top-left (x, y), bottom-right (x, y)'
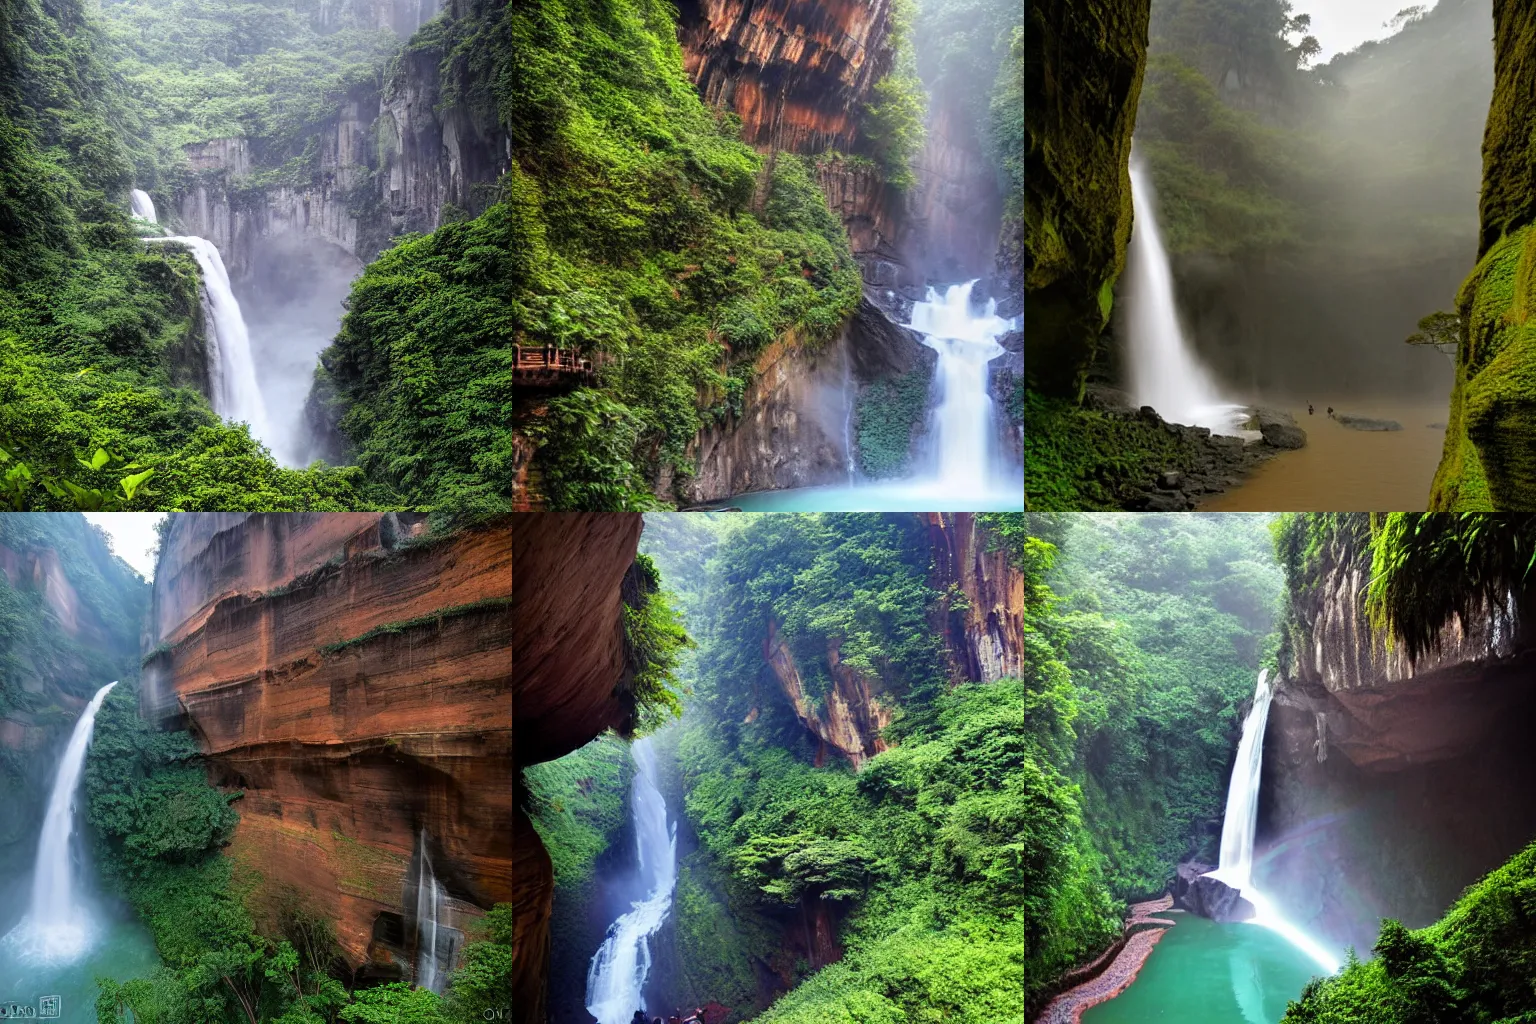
top-left (1024, 0), bottom-right (1150, 398)
top-left (1431, 0), bottom-right (1536, 510)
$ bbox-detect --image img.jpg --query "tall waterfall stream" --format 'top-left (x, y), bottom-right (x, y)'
top-left (586, 737), bottom-right (677, 1024)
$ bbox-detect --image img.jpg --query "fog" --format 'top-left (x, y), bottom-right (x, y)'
top-left (234, 233), bottom-right (363, 467)
top-left (1147, 0), bottom-right (1493, 403)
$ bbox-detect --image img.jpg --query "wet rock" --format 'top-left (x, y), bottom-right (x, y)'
top-left (1180, 873), bottom-right (1256, 922)
top-left (1255, 407), bottom-right (1308, 449)
top-left (1142, 489), bottom-right (1189, 512)
top-left (1158, 470), bottom-right (1184, 489)
top-left (1171, 860), bottom-right (1216, 908)
top-left (1335, 414), bottom-right (1403, 431)
top-left (1084, 384), bottom-right (1135, 413)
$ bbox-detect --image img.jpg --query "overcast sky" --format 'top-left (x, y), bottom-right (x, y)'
top-left (84, 513), bottom-right (165, 580)
top-left (1307, 0), bottom-right (1431, 62)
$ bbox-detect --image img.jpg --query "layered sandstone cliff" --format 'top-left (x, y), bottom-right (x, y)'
top-left (763, 619), bottom-right (893, 768)
top-left (1261, 523), bottom-right (1536, 952)
top-left (511, 513), bottom-right (645, 1022)
top-left (145, 513), bottom-right (511, 986)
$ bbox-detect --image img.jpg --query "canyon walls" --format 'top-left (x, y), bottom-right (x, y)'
top-left (1024, 0), bottom-right (1150, 398)
top-left (145, 513), bottom-right (511, 985)
top-left (1262, 525), bottom-right (1536, 952)
top-left (511, 513), bottom-right (645, 1022)
top-left (926, 512), bottom-right (1025, 682)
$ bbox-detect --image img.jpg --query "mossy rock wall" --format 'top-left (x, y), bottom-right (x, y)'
top-left (1023, 0), bottom-right (1150, 398)
top-left (1432, 0), bottom-right (1536, 509)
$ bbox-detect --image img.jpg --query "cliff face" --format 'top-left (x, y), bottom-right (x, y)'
top-left (926, 512), bottom-right (1025, 683)
top-left (175, 2), bottom-right (506, 278)
top-left (676, 0), bottom-right (904, 269)
top-left (1262, 527), bottom-right (1536, 952)
top-left (1024, 0), bottom-right (1149, 398)
top-left (681, 297), bottom-right (932, 504)
top-left (763, 620), bottom-right (893, 768)
top-left (1431, 0), bottom-right (1536, 509)
top-left (511, 513), bottom-right (644, 1022)
top-left (146, 513), bottom-right (511, 986)
top-left (907, 92), bottom-right (1005, 281)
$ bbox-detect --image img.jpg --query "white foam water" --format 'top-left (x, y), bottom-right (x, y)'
top-left (0, 682), bottom-right (118, 966)
top-left (1125, 158), bottom-right (1250, 436)
top-left (129, 189), bottom-right (157, 224)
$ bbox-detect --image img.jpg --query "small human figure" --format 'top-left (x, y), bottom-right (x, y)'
top-left (1308, 403), bottom-right (1314, 415)
top-left (1327, 406), bottom-right (1334, 417)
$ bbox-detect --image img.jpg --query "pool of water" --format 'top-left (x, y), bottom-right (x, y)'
top-left (710, 478), bottom-right (1024, 511)
top-left (0, 904), bottom-right (159, 1024)
top-left (1082, 915), bottom-right (1328, 1024)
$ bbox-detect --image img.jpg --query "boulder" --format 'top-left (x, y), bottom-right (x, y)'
top-left (1171, 859), bottom-right (1216, 907)
top-left (1335, 414), bottom-right (1403, 431)
top-left (1255, 407), bottom-right (1307, 449)
top-left (1178, 872), bottom-right (1256, 922)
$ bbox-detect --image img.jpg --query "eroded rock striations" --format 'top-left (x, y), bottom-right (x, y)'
top-left (925, 512), bottom-right (1024, 682)
top-left (145, 513), bottom-right (511, 986)
top-left (511, 513), bottom-right (645, 1022)
top-left (1262, 522), bottom-right (1536, 952)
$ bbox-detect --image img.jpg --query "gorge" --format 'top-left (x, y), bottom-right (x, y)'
top-left (514, 511), bottom-right (1027, 1022)
top-left (0, 512), bottom-right (512, 1024)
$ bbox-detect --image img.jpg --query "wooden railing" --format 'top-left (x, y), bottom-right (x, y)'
top-left (513, 345), bottom-right (610, 387)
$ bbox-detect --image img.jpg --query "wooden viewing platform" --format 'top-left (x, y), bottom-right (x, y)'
top-left (513, 344), bottom-right (604, 388)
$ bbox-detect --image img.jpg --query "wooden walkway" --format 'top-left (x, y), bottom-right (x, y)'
top-left (513, 344), bottom-right (602, 388)
top-left (1034, 895), bottom-right (1177, 1024)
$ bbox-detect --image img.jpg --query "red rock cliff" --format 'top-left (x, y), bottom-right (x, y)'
top-left (511, 513), bottom-right (645, 1023)
top-left (145, 513), bottom-right (511, 986)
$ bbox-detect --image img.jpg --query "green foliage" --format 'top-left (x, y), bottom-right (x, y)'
top-left (1025, 390), bottom-right (1217, 510)
top-left (1405, 310), bottom-right (1460, 349)
top-left (860, 0), bottom-right (925, 191)
top-left (337, 984), bottom-right (447, 1024)
top-left (495, 0), bottom-right (860, 506)
top-left (855, 365), bottom-right (931, 479)
top-left (1281, 841), bottom-right (1536, 1024)
top-left (523, 734), bottom-right (632, 888)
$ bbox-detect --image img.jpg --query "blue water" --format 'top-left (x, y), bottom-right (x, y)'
top-left (1081, 915), bottom-right (1326, 1024)
top-left (0, 906), bottom-right (159, 1024)
top-left (709, 479), bottom-right (1024, 512)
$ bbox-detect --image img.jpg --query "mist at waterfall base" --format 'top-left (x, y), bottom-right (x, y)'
top-left (0, 683), bottom-right (158, 1018)
top-left (586, 737), bottom-right (677, 1024)
top-left (235, 234), bottom-right (364, 467)
top-left (1123, 159), bottom-right (1251, 437)
top-left (1202, 670), bottom-right (1340, 975)
top-left (725, 282), bottom-right (1022, 511)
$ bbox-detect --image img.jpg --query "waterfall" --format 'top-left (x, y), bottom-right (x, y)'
top-left (0, 681), bottom-right (117, 965)
top-left (587, 737), bottom-right (677, 1024)
top-left (1125, 158), bottom-right (1248, 436)
top-left (908, 281), bottom-right (1014, 495)
top-left (1205, 670), bottom-right (1340, 973)
top-left (129, 189), bottom-right (157, 224)
top-left (414, 831), bottom-right (447, 993)
top-left (146, 236), bottom-right (271, 441)
top-left (842, 344), bottom-right (857, 483)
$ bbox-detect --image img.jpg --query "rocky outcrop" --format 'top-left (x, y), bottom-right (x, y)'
top-left (678, 0), bottom-right (895, 155)
top-left (145, 513), bottom-right (511, 985)
top-left (173, 9), bottom-right (507, 279)
top-left (763, 620), bottom-right (894, 768)
top-left (676, 0), bottom-right (904, 269)
top-left (511, 513), bottom-right (645, 1021)
top-left (1260, 520), bottom-right (1536, 951)
top-left (1431, 1), bottom-right (1536, 509)
top-left (1024, 0), bottom-right (1150, 398)
top-left (906, 91), bottom-right (1005, 280)
top-left (925, 512), bottom-right (1024, 682)
top-left (1176, 874), bottom-right (1253, 922)
top-left (682, 294), bottom-right (931, 505)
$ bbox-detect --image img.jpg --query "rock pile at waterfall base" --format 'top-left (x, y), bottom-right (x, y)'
top-left (1174, 870), bottom-right (1256, 922)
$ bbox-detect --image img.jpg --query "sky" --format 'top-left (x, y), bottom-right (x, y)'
top-left (1307, 0), bottom-right (1429, 62)
top-left (84, 513), bottom-right (166, 580)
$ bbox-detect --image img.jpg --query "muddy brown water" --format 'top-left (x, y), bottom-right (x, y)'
top-left (1199, 399), bottom-right (1448, 511)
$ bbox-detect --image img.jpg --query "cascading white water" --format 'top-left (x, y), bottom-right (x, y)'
top-left (587, 737), bottom-right (677, 1024)
top-left (1125, 158), bottom-right (1249, 436)
top-left (415, 831), bottom-right (446, 993)
top-left (0, 681), bottom-right (117, 965)
top-left (129, 189), bottom-right (157, 224)
top-left (908, 281), bottom-right (1016, 497)
top-left (842, 345), bottom-right (857, 483)
top-left (1205, 670), bottom-right (1340, 973)
top-left (146, 236), bottom-right (272, 441)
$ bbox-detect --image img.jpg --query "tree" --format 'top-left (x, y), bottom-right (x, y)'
top-left (1404, 310), bottom-right (1460, 358)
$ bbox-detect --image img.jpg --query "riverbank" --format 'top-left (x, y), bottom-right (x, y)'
top-left (1031, 896), bottom-right (1177, 1024)
top-left (1200, 398), bottom-right (1447, 510)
